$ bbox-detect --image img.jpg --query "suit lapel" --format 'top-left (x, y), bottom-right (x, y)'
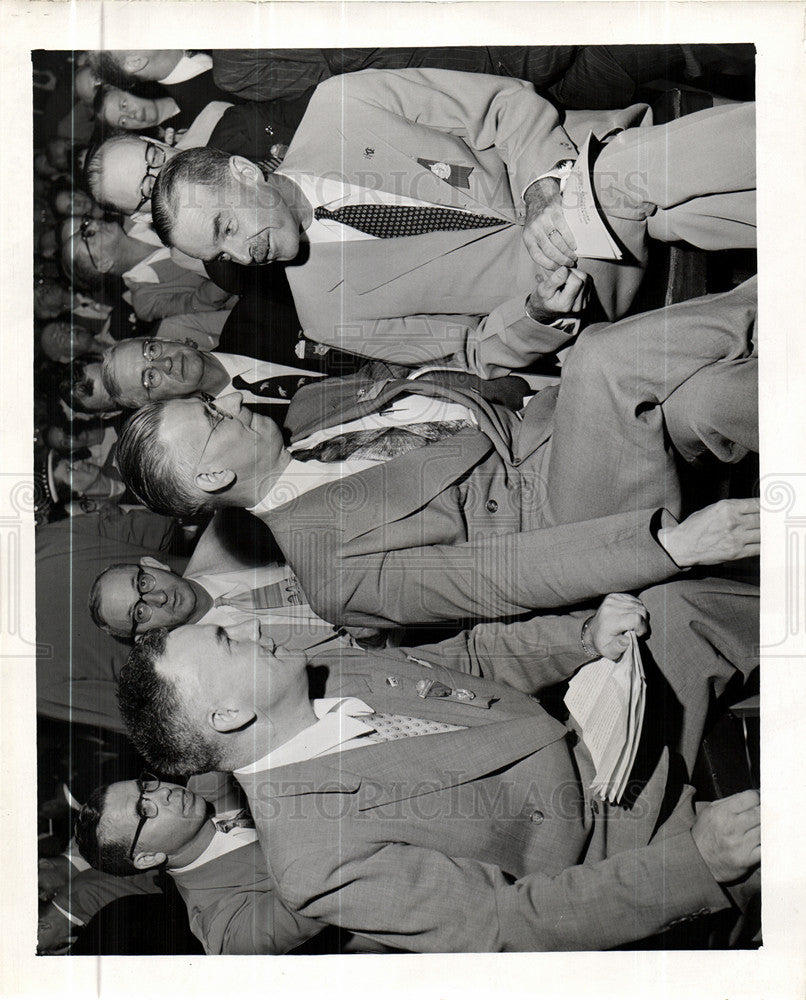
top-left (272, 426), bottom-right (492, 544)
top-left (289, 107), bottom-right (516, 294)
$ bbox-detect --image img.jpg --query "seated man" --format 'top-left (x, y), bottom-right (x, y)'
top-left (117, 612), bottom-right (761, 953)
top-left (59, 215), bottom-right (237, 322)
top-left (88, 554), bottom-right (347, 653)
top-left (151, 69), bottom-right (755, 377)
top-left (100, 336), bottom-right (319, 411)
top-left (116, 280), bottom-right (759, 628)
top-left (73, 773), bottom-right (324, 954)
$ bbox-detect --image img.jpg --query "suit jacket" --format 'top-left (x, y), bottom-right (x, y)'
top-left (125, 254), bottom-right (236, 322)
top-left (207, 93), bottom-right (315, 158)
top-left (260, 369), bottom-right (679, 627)
top-left (171, 834), bottom-right (323, 954)
top-left (238, 647), bottom-right (727, 952)
top-left (278, 69), bottom-right (650, 376)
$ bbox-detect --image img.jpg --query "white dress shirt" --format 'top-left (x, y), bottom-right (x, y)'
top-left (169, 813), bottom-right (258, 875)
top-left (215, 351), bottom-right (325, 406)
top-left (159, 52), bottom-right (213, 86)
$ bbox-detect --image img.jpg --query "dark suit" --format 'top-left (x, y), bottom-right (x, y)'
top-left (238, 646), bottom-right (730, 952)
top-left (258, 280), bottom-right (756, 628)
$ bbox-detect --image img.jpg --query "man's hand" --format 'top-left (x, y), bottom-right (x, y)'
top-left (522, 177), bottom-right (577, 269)
top-left (658, 498), bottom-right (760, 567)
top-left (692, 790), bottom-right (761, 883)
top-left (586, 593), bottom-right (648, 660)
top-left (527, 265), bottom-right (589, 321)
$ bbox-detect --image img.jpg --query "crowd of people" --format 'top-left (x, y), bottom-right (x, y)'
top-left (34, 45), bottom-right (761, 957)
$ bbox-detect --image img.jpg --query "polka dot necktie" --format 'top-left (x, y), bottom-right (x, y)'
top-left (314, 203), bottom-right (503, 239)
top-left (360, 711), bottom-right (464, 742)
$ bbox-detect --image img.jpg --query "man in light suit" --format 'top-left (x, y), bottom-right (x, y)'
top-left (151, 69), bottom-right (755, 377)
top-left (117, 617), bottom-right (761, 953)
top-left (116, 279), bottom-right (759, 629)
top-left (73, 772), bottom-right (325, 954)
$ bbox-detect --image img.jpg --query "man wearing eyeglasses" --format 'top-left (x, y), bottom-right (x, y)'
top-left (73, 772), bottom-right (328, 954)
top-left (88, 552), bottom-right (350, 653)
top-left (59, 214), bottom-right (237, 323)
top-left (99, 337), bottom-right (321, 411)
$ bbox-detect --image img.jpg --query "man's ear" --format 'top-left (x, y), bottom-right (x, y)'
top-left (123, 53), bottom-right (148, 74)
top-left (195, 468), bottom-right (236, 494)
top-left (228, 155), bottom-right (262, 185)
top-left (132, 850), bottom-right (166, 871)
top-left (140, 555), bottom-right (171, 572)
top-left (210, 706), bottom-right (256, 733)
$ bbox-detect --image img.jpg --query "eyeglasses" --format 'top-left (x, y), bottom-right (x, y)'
top-left (79, 215), bottom-right (100, 272)
top-left (134, 143), bottom-right (168, 213)
top-left (130, 568), bottom-right (157, 634)
top-left (140, 339), bottom-right (167, 396)
top-left (196, 393), bottom-right (234, 471)
top-left (128, 772), bottom-right (161, 859)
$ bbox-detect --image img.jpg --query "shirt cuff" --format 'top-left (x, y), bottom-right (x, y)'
top-left (522, 159), bottom-right (576, 203)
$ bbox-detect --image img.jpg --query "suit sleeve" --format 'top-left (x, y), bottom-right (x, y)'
top-left (323, 68), bottom-right (579, 201)
top-left (274, 825), bottom-right (728, 952)
top-left (200, 885), bottom-right (325, 955)
top-left (304, 309), bottom-right (570, 379)
top-left (404, 609), bottom-right (591, 692)
top-left (127, 273), bottom-right (237, 322)
top-left (306, 509), bottom-right (682, 627)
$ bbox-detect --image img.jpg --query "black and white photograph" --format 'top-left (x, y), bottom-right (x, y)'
top-left (3, 1), bottom-right (806, 997)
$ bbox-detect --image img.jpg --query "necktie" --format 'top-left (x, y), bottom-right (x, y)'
top-left (214, 576), bottom-right (304, 611)
top-left (360, 711), bottom-right (463, 742)
top-left (293, 418), bottom-right (474, 463)
top-left (314, 203), bottom-right (503, 239)
top-left (231, 373), bottom-right (314, 400)
top-left (213, 808), bottom-right (255, 833)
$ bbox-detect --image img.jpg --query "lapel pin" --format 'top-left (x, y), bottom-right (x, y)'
top-left (364, 147), bottom-right (375, 158)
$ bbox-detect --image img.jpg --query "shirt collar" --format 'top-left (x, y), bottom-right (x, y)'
top-left (159, 52), bottom-right (212, 85)
top-left (234, 697), bottom-right (375, 773)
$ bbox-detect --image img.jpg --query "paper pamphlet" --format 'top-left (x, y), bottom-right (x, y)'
top-left (564, 631), bottom-right (646, 804)
top-left (562, 132), bottom-right (623, 261)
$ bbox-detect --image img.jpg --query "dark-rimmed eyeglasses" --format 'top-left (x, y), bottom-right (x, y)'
top-left (134, 142), bottom-right (168, 213)
top-left (130, 568), bottom-right (157, 635)
top-left (128, 772), bottom-right (161, 859)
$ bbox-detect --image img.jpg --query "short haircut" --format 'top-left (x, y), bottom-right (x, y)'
top-left (100, 345), bottom-right (131, 408)
top-left (86, 51), bottom-right (137, 90)
top-left (151, 146), bottom-right (230, 249)
top-left (74, 786), bottom-right (140, 877)
top-left (84, 130), bottom-right (132, 211)
top-left (89, 562), bottom-right (134, 637)
top-left (116, 402), bottom-right (214, 519)
top-left (118, 627), bottom-right (224, 775)
top-left (58, 356), bottom-right (113, 414)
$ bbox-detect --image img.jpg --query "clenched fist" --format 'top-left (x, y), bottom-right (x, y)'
top-left (586, 593), bottom-right (649, 660)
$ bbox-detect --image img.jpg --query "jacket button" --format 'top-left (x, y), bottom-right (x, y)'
top-left (486, 499), bottom-right (498, 513)
top-left (529, 809), bottom-right (544, 824)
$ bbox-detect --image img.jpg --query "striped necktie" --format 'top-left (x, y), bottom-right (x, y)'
top-left (314, 203), bottom-right (502, 238)
top-left (214, 576), bottom-right (304, 611)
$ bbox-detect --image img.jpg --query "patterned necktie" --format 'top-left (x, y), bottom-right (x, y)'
top-left (214, 575), bottom-right (304, 610)
top-left (213, 808), bottom-right (255, 833)
top-left (231, 373), bottom-right (315, 400)
top-left (313, 203), bottom-right (502, 239)
top-left (360, 711), bottom-right (463, 742)
top-left (293, 418), bottom-right (474, 463)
